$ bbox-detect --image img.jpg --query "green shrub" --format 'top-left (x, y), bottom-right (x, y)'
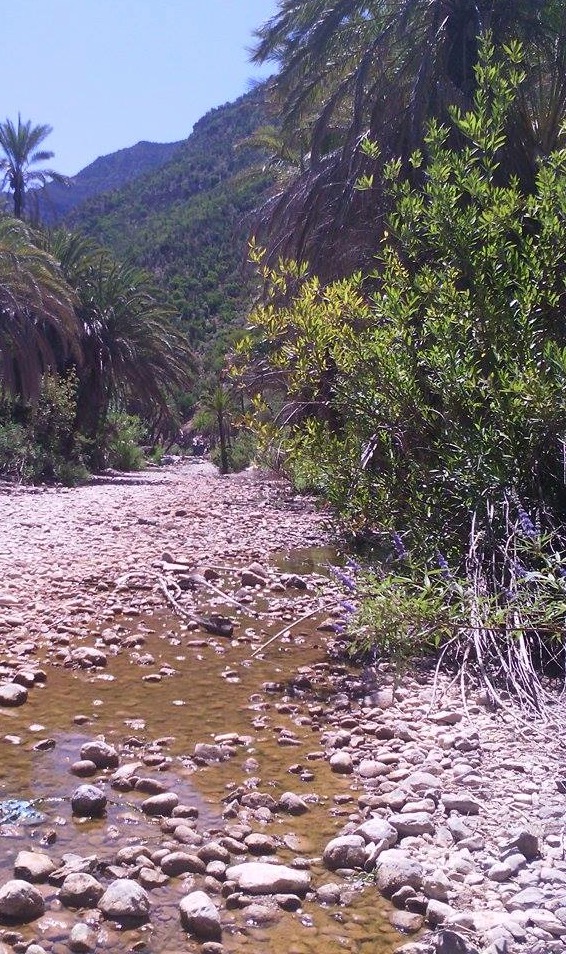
top-left (99, 413), bottom-right (146, 471)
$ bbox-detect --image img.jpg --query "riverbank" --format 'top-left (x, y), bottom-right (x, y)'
top-left (0, 461), bottom-right (564, 954)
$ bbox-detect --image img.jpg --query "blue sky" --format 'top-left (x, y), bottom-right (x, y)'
top-left (2, 1), bottom-right (280, 176)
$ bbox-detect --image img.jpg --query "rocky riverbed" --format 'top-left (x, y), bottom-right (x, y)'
top-left (0, 460), bottom-right (565, 954)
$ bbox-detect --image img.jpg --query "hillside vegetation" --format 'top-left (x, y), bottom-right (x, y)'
top-left (66, 87), bottom-right (274, 354)
top-left (36, 140), bottom-right (184, 224)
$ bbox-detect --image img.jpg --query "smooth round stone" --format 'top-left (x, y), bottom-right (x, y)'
top-left (180, 890), bottom-right (222, 941)
top-left (13, 851), bottom-right (56, 883)
top-left (98, 879), bottom-right (149, 921)
top-left (0, 684), bottom-right (28, 707)
top-left (141, 792), bottom-right (179, 816)
top-left (59, 873), bottom-right (104, 908)
top-left (0, 879), bottom-right (45, 922)
top-left (323, 835), bottom-right (367, 871)
top-left (79, 741), bottom-right (118, 769)
top-left (70, 761), bottom-right (98, 778)
top-left (71, 785), bottom-right (107, 818)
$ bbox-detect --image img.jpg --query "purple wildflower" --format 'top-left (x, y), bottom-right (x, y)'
top-left (346, 557), bottom-right (362, 573)
top-left (391, 531), bottom-right (407, 560)
top-left (331, 566), bottom-right (357, 592)
top-left (517, 505), bottom-right (537, 540)
top-left (340, 600), bottom-right (357, 616)
top-left (435, 552), bottom-right (451, 580)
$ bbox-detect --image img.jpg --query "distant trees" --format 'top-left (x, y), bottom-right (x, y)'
top-left (0, 115), bottom-right (67, 219)
top-left (43, 230), bottom-right (196, 455)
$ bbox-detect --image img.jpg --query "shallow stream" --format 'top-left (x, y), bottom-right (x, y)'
top-left (0, 549), bottom-right (404, 954)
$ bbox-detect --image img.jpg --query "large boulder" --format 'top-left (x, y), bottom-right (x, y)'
top-left (98, 879), bottom-right (149, 921)
top-left (179, 890), bottom-right (222, 941)
top-left (0, 879), bottom-right (45, 922)
top-left (225, 862), bottom-right (310, 897)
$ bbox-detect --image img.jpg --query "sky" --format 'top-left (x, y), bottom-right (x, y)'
top-left (1, 1), bottom-right (280, 177)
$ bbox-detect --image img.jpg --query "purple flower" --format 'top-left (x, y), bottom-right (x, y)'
top-left (517, 505), bottom-right (537, 540)
top-left (340, 600), bottom-right (357, 616)
top-left (435, 551), bottom-right (451, 580)
top-left (331, 567), bottom-right (357, 592)
top-left (346, 557), bottom-right (362, 573)
top-left (391, 531), bottom-right (407, 560)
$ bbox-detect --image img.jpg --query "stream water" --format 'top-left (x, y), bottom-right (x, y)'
top-left (0, 550), bottom-right (405, 954)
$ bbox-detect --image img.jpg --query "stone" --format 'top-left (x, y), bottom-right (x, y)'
top-left (278, 791), bottom-right (309, 815)
top-left (161, 852), bottom-right (206, 876)
top-left (442, 794), bottom-right (481, 816)
top-left (98, 879), bottom-right (149, 921)
top-left (505, 886), bottom-right (545, 911)
top-left (434, 930), bottom-right (480, 954)
top-left (79, 740), bottom-right (119, 769)
top-left (244, 833), bottom-right (276, 855)
top-left (59, 872), bottom-right (105, 908)
top-left (71, 784), bottom-right (107, 818)
top-left (501, 831), bottom-right (539, 861)
top-left (71, 647), bottom-right (108, 668)
top-left (527, 909), bottom-right (566, 936)
top-left (375, 849), bottom-right (424, 898)
top-left (427, 900), bottom-right (458, 925)
top-left (488, 853), bottom-right (526, 882)
top-left (141, 792), bottom-right (179, 816)
top-left (71, 760), bottom-right (98, 778)
top-left (180, 890), bottom-right (222, 941)
top-left (0, 683), bottom-right (27, 707)
top-left (423, 869), bottom-right (452, 902)
top-left (225, 862), bottom-right (310, 896)
top-left (355, 817), bottom-right (398, 851)
top-left (430, 710), bottom-right (463, 726)
top-left (323, 835), bottom-right (367, 871)
top-left (243, 902), bottom-right (281, 924)
top-left (316, 883), bottom-right (342, 904)
top-left (329, 750), bottom-right (353, 774)
top-left (389, 812), bottom-right (435, 837)
top-left (358, 759), bottom-right (389, 778)
top-left (0, 879), bottom-right (45, 922)
top-left (389, 909), bottom-right (424, 933)
top-left (13, 851), bottom-right (56, 883)
top-left (69, 923), bottom-right (96, 953)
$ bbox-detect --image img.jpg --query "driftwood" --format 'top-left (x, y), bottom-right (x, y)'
top-left (158, 576), bottom-right (234, 637)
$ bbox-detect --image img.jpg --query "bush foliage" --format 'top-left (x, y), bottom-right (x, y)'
top-left (236, 42), bottom-right (566, 705)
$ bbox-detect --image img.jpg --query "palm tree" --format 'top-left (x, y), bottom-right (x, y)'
top-left (251, 1), bottom-right (566, 276)
top-left (44, 231), bottom-right (196, 452)
top-left (0, 217), bottom-right (78, 400)
top-left (0, 115), bottom-right (67, 219)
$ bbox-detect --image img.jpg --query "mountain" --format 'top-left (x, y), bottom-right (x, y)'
top-left (36, 139), bottom-right (184, 223)
top-left (63, 86), bottom-right (275, 360)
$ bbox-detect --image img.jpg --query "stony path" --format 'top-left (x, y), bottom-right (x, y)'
top-left (0, 461), bottom-right (328, 643)
top-left (0, 462), bottom-right (565, 954)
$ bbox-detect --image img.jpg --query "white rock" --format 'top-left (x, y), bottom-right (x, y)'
top-left (225, 862), bottom-right (310, 896)
top-left (179, 890), bottom-right (221, 941)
